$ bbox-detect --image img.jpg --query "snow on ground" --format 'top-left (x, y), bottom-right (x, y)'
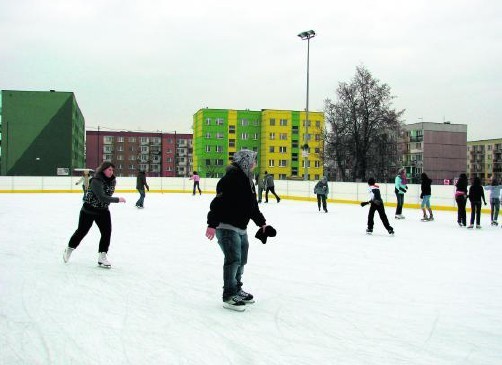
top-left (0, 192), bottom-right (501, 365)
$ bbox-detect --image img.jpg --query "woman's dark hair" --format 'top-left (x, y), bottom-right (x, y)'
top-left (368, 177), bottom-right (376, 185)
top-left (96, 161), bottom-right (115, 174)
top-left (459, 173), bottom-right (467, 181)
top-left (421, 172), bottom-right (428, 180)
top-left (472, 176), bottom-right (481, 186)
top-left (193, 171), bottom-right (197, 175)
top-left (492, 177), bottom-right (499, 186)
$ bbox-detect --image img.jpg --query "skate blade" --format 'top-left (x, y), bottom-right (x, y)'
top-left (98, 263), bottom-right (112, 269)
top-left (222, 303), bottom-right (246, 312)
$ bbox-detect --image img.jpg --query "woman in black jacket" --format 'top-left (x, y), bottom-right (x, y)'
top-left (455, 173), bottom-right (468, 227)
top-left (63, 162), bottom-right (126, 268)
top-left (205, 150), bottom-right (271, 311)
top-left (467, 176), bottom-right (487, 229)
top-left (420, 173), bottom-right (433, 221)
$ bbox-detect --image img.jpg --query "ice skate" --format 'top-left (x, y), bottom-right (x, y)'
top-left (476, 225), bottom-right (482, 229)
top-left (366, 228), bottom-right (373, 235)
top-left (63, 247), bottom-right (74, 263)
top-left (467, 225), bottom-right (474, 229)
top-left (98, 252), bottom-right (112, 268)
top-left (388, 227), bottom-right (395, 235)
top-left (238, 289), bottom-right (255, 304)
top-left (223, 295), bottom-right (246, 312)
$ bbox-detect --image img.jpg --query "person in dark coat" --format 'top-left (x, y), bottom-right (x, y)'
top-left (420, 173), bottom-right (433, 221)
top-left (314, 176), bottom-right (329, 212)
top-left (63, 162), bottom-right (126, 268)
top-left (264, 171), bottom-right (281, 203)
top-left (361, 177), bottom-right (394, 235)
top-left (135, 170), bottom-right (149, 208)
top-left (467, 176), bottom-right (487, 229)
top-left (205, 150), bottom-right (272, 311)
top-left (455, 173), bottom-right (468, 227)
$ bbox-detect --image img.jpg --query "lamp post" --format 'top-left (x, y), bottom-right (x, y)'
top-left (298, 29), bottom-right (316, 181)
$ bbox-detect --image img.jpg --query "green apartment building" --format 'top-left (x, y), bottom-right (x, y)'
top-left (0, 90), bottom-right (85, 176)
top-left (193, 108), bottom-right (324, 180)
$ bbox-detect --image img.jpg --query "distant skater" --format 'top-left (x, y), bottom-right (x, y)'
top-left (264, 171), bottom-right (280, 203)
top-left (63, 162), bottom-right (126, 268)
top-left (314, 176), bottom-right (329, 212)
top-left (361, 177), bottom-right (394, 235)
top-left (420, 173), bottom-right (433, 221)
top-left (455, 173), bottom-right (468, 227)
top-left (484, 177), bottom-right (502, 226)
top-left (135, 170), bottom-right (149, 208)
top-left (255, 173), bottom-right (264, 203)
top-left (467, 177), bottom-right (487, 229)
top-left (190, 171), bottom-right (202, 195)
top-left (394, 168), bottom-right (408, 219)
top-left (75, 169), bottom-right (93, 199)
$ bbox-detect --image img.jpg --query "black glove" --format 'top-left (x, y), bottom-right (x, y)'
top-left (360, 201), bottom-right (370, 207)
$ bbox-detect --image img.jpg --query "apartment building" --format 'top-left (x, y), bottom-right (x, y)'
top-left (86, 131), bottom-right (192, 177)
top-left (192, 108), bottom-right (324, 180)
top-left (401, 122), bottom-right (467, 184)
top-left (467, 138), bottom-right (502, 183)
top-left (0, 90), bottom-right (85, 176)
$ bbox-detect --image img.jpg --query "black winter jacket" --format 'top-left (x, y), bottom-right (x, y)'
top-left (83, 172), bottom-right (119, 212)
top-left (207, 164), bottom-right (266, 230)
top-left (421, 177), bottom-right (432, 198)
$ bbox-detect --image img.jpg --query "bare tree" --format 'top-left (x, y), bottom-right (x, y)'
top-left (324, 65), bottom-right (404, 182)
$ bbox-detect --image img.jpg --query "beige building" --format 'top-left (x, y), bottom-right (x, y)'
top-left (401, 122), bottom-right (467, 184)
top-left (467, 138), bottom-right (502, 183)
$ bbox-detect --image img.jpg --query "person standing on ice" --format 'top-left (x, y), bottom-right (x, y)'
top-left (135, 170), bottom-right (149, 208)
top-left (314, 176), bottom-right (329, 212)
top-left (455, 173), bottom-right (468, 227)
top-left (205, 149), bottom-right (270, 311)
top-left (467, 176), bottom-right (487, 229)
top-left (394, 168), bottom-right (408, 219)
top-left (484, 176), bottom-right (502, 226)
top-left (63, 162), bottom-right (126, 268)
top-left (420, 172), bottom-right (433, 221)
top-left (361, 177), bottom-right (394, 235)
top-left (189, 171), bottom-right (202, 195)
top-left (264, 171), bottom-right (281, 203)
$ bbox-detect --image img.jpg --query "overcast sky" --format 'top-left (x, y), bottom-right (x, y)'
top-left (1, 0), bottom-right (501, 140)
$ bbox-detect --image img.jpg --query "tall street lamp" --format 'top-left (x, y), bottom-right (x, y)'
top-left (298, 29), bottom-right (316, 181)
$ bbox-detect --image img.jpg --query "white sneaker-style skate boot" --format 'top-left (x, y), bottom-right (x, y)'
top-left (98, 252), bottom-right (111, 268)
top-left (63, 247), bottom-right (74, 263)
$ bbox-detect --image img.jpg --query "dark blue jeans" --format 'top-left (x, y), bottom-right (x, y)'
top-left (216, 228), bottom-right (249, 301)
top-left (136, 189), bottom-right (145, 207)
top-left (395, 192), bottom-right (404, 215)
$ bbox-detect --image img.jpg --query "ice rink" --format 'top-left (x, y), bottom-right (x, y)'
top-left (1, 192), bottom-right (501, 364)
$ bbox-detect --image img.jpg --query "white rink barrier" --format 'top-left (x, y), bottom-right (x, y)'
top-left (0, 176), bottom-right (475, 212)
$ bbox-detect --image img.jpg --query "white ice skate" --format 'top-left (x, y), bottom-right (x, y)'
top-left (98, 252), bottom-right (112, 268)
top-left (63, 247), bottom-right (74, 263)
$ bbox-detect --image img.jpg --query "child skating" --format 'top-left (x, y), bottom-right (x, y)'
top-left (361, 178), bottom-right (394, 235)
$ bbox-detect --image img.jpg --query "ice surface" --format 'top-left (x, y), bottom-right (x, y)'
top-left (1, 193), bottom-right (501, 364)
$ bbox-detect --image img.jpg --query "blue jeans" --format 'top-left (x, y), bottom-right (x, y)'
top-left (136, 189), bottom-right (145, 207)
top-left (216, 228), bottom-right (249, 301)
top-left (395, 192), bottom-right (404, 215)
top-left (491, 198), bottom-right (500, 222)
top-left (421, 195), bottom-right (431, 208)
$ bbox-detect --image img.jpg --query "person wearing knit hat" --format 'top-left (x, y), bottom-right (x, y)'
top-left (205, 149), bottom-right (274, 311)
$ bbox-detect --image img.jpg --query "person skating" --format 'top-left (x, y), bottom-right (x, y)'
top-left (361, 177), bottom-right (394, 235)
top-left (394, 168), bottom-right (408, 219)
top-left (189, 171), bottom-right (202, 195)
top-left (75, 169), bottom-right (93, 199)
top-left (420, 173), bottom-right (434, 221)
top-left (205, 150), bottom-right (273, 312)
top-left (63, 162), bottom-right (126, 268)
top-left (255, 173), bottom-right (264, 203)
top-left (264, 171), bottom-right (281, 203)
top-left (484, 177), bottom-right (502, 226)
top-left (467, 177), bottom-right (487, 229)
top-left (135, 170), bottom-right (149, 208)
top-left (455, 173), bottom-right (468, 227)
top-left (314, 176), bottom-right (329, 212)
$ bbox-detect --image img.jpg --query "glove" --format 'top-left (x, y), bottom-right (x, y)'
top-left (360, 201), bottom-right (369, 207)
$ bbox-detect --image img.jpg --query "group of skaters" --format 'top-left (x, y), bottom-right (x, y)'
top-left (63, 152), bottom-right (501, 312)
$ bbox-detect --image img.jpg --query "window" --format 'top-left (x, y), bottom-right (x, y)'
top-left (316, 120), bottom-right (321, 127)
top-left (303, 120), bottom-right (311, 127)
top-left (279, 174), bottom-right (287, 180)
top-left (268, 160), bottom-right (275, 167)
top-left (292, 141), bottom-right (299, 148)
top-left (129, 155), bottom-right (136, 161)
top-left (205, 145), bottom-right (211, 152)
top-left (140, 155), bottom-right (148, 162)
top-left (216, 145), bottom-right (223, 152)
top-left (292, 153), bottom-right (298, 161)
top-left (117, 155), bottom-right (124, 160)
top-left (315, 161), bottom-right (321, 168)
top-left (206, 118), bottom-right (211, 125)
top-left (128, 137), bottom-right (136, 143)
top-left (253, 133), bottom-right (258, 140)
top-left (215, 159), bottom-right (224, 166)
top-left (229, 125), bottom-right (235, 134)
top-left (152, 137), bottom-right (161, 144)
top-left (117, 137), bottom-right (124, 142)
top-left (241, 133), bottom-right (248, 140)
top-left (103, 154), bottom-right (113, 160)
top-left (141, 146), bottom-right (149, 153)
top-left (241, 119), bottom-right (249, 126)
top-left (279, 160), bottom-right (287, 167)
top-left (140, 137), bottom-right (149, 144)
top-left (216, 133), bottom-right (224, 139)
top-left (280, 133), bottom-right (287, 140)
top-left (205, 159), bottom-right (211, 166)
top-left (269, 119), bottom-right (276, 126)
top-left (205, 133), bottom-right (211, 139)
top-left (280, 119), bottom-right (288, 126)
top-left (269, 146), bottom-right (275, 153)
top-left (103, 136), bottom-right (114, 144)
top-left (292, 126), bottom-right (299, 134)
top-left (139, 164), bottom-right (148, 171)
top-left (103, 146), bottom-right (113, 153)
top-left (279, 146), bottom-right (287, 153)
top-left (129, 164), bottom-right (136, 170)
top-left (117, 145), bottom-right (124, 152)
top-left (216, 118), bottom-right (224, 125)
top-left (315, 147), bottom-right (320, 153)
top-left (229, 139), bottom-right (236, 147)
top-left (269, 133), bottom-right (275, 140)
